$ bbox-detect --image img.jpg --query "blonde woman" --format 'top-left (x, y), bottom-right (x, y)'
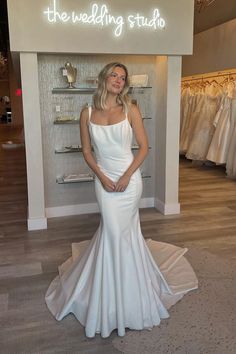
top-left (45, 62), bottom-right (198, 338)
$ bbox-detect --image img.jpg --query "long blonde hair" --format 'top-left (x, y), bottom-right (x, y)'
top-left (93, 62), bottom-right (131, 112)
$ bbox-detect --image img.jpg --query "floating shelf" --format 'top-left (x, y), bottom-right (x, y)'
top-left (52, 87), bottom-right (96, 94)
top-left (52, 86), bottom-right (152, 94)
top-left (57, 174), bottom-right (151, 184)
top-left (55, 147), bottom-right (83, 153)
top-left (55, 145), bottom-right (151, 153)
top-left (54, 118), bottom-right (151, 125)
top-left (53, 119), bottom-right (80, 124)
top-left (141, 174), bottom-right (151, 179)
top-left (57, 174), bottom-right (94, 184)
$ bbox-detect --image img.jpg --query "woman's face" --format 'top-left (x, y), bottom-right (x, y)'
top-left (106, 66), bottom-right (126, 95)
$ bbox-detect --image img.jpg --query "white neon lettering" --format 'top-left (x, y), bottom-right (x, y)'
top-left (127, 9), bottom-right (165, 31)
top-left (43, 2), bottom-right (166, 37)
top-left (43, 0), bottom-right (71, 23)
top-left (127, 15), bottom-right (135, 29)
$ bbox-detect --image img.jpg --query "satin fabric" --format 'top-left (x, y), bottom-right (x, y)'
top-left (45, 109), bottom-right (198, 338)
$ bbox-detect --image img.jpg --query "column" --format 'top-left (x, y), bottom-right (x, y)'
top-left (154, 56), bottom-right (182, 215)
top-left (20, 52), bottom-right (47, 230)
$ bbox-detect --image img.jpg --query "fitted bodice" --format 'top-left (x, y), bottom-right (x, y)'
top-left (89, 109), bottom-right (134, 181)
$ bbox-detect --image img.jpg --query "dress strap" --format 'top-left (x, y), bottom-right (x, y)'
top-left (88, 106), bottom-right (92, 122)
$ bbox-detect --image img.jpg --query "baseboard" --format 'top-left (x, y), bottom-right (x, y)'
top-left (46, 202), bottom-right (99, 218)
top-left (27, 217), bottom-right (47, 230)
top-left (46, 198), bottom-right (155, 219)
top-left (154, 198), bottom-right (180, 215)
top-left (139, 197), bottom-right (155, 208)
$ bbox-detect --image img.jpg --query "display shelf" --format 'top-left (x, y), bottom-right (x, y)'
top-left (57, 174), bottom-right (94, 184)
top-left (52, 87), bottom-right (96, 94)
top-left (52, 86), bottom-right (152, 94)
top-left (141, 174), bottom-right (151, 179)
top-left (54, 117), bottom-right (151, 125)
top-left (53, 83), bottom-right (152, 187)
top-left (132, 145), bottom-right (151, 150)
top-left (57, 173), bottom-right (151, 184)
top-left (53, 119), bottom-right (80, 124)
top-left (55, 146), bottom-right (83, 153)
top-left (55, 145), bottom-right (150, 153)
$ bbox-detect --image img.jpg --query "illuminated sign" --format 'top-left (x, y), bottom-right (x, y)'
top-left (43, 1), bottom-right (166, 37)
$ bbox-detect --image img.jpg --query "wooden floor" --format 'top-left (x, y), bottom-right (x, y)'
top-left (0, 124), bottom-right (27, 225)
top-left (0, 145), bottom-right (236, 353)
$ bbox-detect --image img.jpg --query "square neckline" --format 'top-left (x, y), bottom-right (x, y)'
top-left (88, 106), bottom-right (131, 127)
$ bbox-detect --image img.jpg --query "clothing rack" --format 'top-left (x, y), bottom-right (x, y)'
top-left (182, 70), bottom-right (236, 83)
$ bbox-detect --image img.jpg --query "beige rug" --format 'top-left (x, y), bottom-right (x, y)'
top-left (112, 246), bottom-right (236, 354)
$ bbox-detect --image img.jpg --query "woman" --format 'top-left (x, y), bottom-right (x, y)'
top-left (45, 62), bottom-right (198, 338)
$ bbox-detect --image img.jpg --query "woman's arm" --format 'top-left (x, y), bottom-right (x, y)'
top-left (80, 107), bottom-right (116, 192)
top-left (115, 104), bottom-right (149, 192)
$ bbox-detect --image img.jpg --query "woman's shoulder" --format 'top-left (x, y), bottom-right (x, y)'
top-left (80, 105), bottom-right (90, 124)
top-left (128, 102), bottom-right (141, 118)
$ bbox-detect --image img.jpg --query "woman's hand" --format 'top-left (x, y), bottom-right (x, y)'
top-left (115, 174), bottom-right (131, 192)
top-left (100, 175), bottom-right (116, 192)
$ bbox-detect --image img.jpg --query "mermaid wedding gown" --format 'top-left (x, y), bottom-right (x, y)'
top-left (45, 107), bottom-right (198, 338)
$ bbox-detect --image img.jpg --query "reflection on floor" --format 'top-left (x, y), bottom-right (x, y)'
top-left (0, 151), bottom-right (236, 353)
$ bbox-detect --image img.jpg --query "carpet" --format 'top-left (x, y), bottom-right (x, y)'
top-left (112, 246), bottom-right (236, 354)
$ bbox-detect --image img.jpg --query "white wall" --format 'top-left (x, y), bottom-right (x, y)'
top-left (20, 53), bottom-right (47, 230)
top-left (182, 18), bottom-right (236, 76)
top-left (155, 56), bottom-right (181, 215)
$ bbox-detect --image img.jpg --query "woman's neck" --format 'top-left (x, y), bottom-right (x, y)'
top-left (105, 94), bottom-right (119, 110)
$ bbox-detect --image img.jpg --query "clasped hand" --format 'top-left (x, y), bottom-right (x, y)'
top-left (101, 174), bottom-right (130, 193)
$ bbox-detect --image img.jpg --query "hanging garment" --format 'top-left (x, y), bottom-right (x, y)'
top-left (186, 84), bottom-right (223, 161)
top-left (180, 87), bottom-right (196, 153)
top-left (226, 94), bottom-right (236, 178)
top-left (206, 95), bottom-right (232, 164)
top-left (45, 107), bottom-right (198, 338)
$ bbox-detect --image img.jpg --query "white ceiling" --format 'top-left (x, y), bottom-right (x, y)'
top-left (194, 0), bottom-right (236, 33)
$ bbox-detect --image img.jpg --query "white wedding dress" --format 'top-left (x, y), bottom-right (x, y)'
top-left (45, 107), bottom-right (198, 338)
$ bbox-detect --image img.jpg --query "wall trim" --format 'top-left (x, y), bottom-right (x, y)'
top-left (28, 217), bottom-right (47, 230)
top-left (154, 198), bottom-right (180, 215)
top-left (46, 198), bottom-right (155, 219)
top-left (46, 202), bottom-right (99, 218)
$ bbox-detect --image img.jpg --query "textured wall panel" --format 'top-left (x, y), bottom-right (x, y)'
top-left (38, 54), bottom-right (156, 207)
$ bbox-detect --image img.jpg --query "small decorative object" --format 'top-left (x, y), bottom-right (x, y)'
top-left (129, 74), bottom-right (148, 87)
top-left (63, 173), bottom-right (94, 182)
top-left (55, 115), bottom-right (76, 122)
top-left (85, 76), bottom-right (98, 86)
top-left (64, 62), bottom-right (77, 88)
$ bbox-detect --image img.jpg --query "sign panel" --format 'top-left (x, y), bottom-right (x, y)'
top-left (7, 0), bottom-right (194, 54)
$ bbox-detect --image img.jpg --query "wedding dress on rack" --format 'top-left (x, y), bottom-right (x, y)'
top-left (226, 85), bottom-right (236, 178)
top-left (186, 83), bottom-right (223, 161)
top-left (207, 82), bottom-right (236, 164)
top-left (45, 107), bottom-right (198, 338)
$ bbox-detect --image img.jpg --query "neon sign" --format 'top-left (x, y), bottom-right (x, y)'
top-left (43, 1), bottom-right (166, 37)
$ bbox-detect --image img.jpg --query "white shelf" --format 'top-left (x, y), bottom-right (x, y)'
top-left (55, 145), bottom-right (151, 153)
top-left (57, 174), bottom-right (94, 184)
top-left (53, 119), bottom-right (80, 124)
top-left (52, 86), bottom-right (152, 94)
top-left (57, 174), bottom-right (151, 184)
top-left (52, 87), bottom-right (96, 94)
top-left (55, 147), bottom-right (83, 153)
